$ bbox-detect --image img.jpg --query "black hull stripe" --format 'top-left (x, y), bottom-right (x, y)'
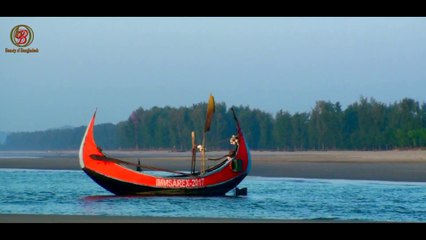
top-left (83, 168), bottom-right (247, 196)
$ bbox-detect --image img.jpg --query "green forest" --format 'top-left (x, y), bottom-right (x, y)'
top-left (1, 97), bottom-right (426, 151)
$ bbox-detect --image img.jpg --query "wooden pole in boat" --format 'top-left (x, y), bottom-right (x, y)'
top-left (201, 133), bottom-right (206, 175)
top-left (191, 131), bottom-right (196, 174)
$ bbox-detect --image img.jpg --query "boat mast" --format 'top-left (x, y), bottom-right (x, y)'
top-left (201, 132), bottom-right (206, 175)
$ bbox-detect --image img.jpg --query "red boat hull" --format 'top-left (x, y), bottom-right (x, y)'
top-left (79, 111), bottom-right (251, 196)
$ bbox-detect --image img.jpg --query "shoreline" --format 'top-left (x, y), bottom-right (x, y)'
top-left (1, 150), bottom-right (426, 182)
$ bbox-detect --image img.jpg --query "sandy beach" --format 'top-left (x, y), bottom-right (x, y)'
top-left (1, 150), bottom-right (426, 182)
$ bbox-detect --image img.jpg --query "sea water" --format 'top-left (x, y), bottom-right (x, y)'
top-left (1, 169), bottom-right (426, 222)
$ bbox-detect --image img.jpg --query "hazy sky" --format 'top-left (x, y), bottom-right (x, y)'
top-left (1, 17), bottom-right (425, 132)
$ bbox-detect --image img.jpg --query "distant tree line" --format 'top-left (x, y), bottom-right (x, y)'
top-left (0, 124), bottom-right (117, 151)
top-left (1, 97), bottom-right (426, 151)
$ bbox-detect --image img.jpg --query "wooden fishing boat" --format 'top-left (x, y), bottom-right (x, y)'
top-left (79, 96), bottom-right (251, 196)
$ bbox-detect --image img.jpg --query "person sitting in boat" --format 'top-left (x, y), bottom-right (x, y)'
top-left (226, 150), bottom-right (236, 161)
top-left (230, 135), bottom-right (239, 146)
top-left (208, 134), bottom-right (238, 162)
